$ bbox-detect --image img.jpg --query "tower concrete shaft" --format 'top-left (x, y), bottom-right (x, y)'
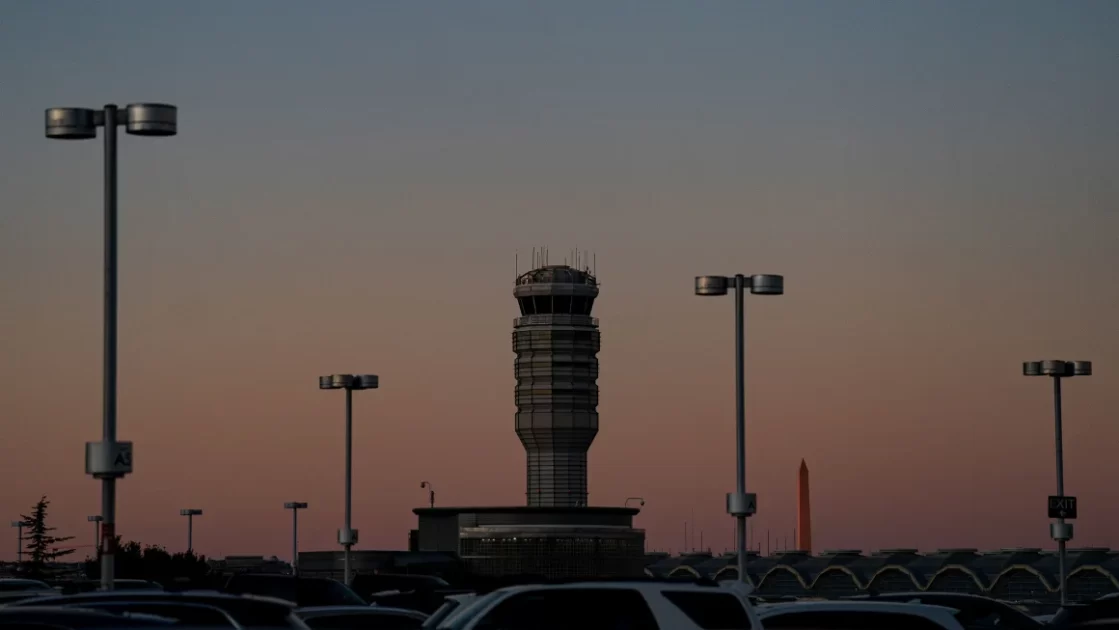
top-left (513, 264), bottom-right (600, 507)
top-left (796, 459), bottom-right (812, 553)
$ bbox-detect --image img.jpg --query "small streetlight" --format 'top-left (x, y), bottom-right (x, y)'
top-left (87, 516), bottom-right (103, 553)
top-left (48, 101), bottom-right (177, 592)
top-left (179, 509), bottom-right (203, 553)
top-left (283, 503), bottom-right (309, 575)
top-left (1022, 359), bottom-right (1092, 607)
top-left (624, 497), bottom-right (645, 508)
top-left (319, 373), bottom-right (379, 585)
top-left (694, 273), bottom-right (784, 584)
top-left (10, 521), bottom-right (23, 566)
top-left (420, 481), bottom-right (435, 508)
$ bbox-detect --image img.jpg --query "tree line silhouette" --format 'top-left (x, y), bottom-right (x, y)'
top-left (14, 495), bottom-right (209, 583)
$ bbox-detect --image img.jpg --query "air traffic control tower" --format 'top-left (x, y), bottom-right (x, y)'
top-left (513, 263), bottom-right (600, 507)
top-left (410, 256), bottom-right (645, 579)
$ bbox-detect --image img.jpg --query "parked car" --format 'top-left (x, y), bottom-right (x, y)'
top-left (8, 590), bottom-right (311, 629)
top-left (843, 591), bottom-right (1042, 629)
top-left (431, 579), bottom-right (762, 630)
top-left (298, 605), bottom-right (428, 630)
top-left (0, 606), bottom-right (176, 628)
top-left (0, 578), bottom-right (56, 604)
top-left (224, 574), bottom-right (368, 608)
top-left (57, 600), bottom-right (242, 628)
top-left (758, 600), bottom-right (966, 630)
top-left (60, 579), bottom-right (165, 595)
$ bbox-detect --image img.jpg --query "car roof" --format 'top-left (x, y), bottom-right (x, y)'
top-left (758, 601), bottom-right (960, 617)
top-left (299, 606), bottom-right (426, 618)
top-left (0, 606), bottom-right (176, 623)
top-left (493, 580), bottom-right (732, 595)
top-left (17, 590), bottom-right (297, 609)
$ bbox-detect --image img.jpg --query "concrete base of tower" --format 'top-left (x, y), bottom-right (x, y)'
top-left (412, 506), bottom-right (645, 579)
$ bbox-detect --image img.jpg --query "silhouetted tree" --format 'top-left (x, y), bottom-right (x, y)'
top-left (19, 496), bottom-right (75, 577)
top-left (83, 537), bottom-right (210, 585)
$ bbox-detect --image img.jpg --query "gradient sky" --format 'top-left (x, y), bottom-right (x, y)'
top-left (2, 0), bottom-right (1118, 562)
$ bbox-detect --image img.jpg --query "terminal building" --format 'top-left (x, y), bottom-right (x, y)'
top-left (410, 259), bottom-right (646, 579)
top-left (645, 547), bottom-right (1119, 603)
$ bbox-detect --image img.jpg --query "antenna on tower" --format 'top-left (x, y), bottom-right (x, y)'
top-left (515, 250), bottom-right (518, 278)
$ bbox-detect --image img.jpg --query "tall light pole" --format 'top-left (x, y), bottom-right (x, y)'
top-left (1023, 359), bottom-right (1092, 607)
top-left (420, 481), bottom-right (435, 508)
top-left (694, 273), bottom-right (784, 583)
top-left (284, 502), bottom-right (308, 575)
top-left (624, 497), bottom-right (645, 508)
top-left (47, 102), bottom-right (177, 592)
top-left (87, 516), bottom-right (103, 553)
top-left (10, 521), bottom-right (22, 567)
top-left (319, 373), bottom-right (379, 585)
top-left (179, 509), bottom-right (203, 553)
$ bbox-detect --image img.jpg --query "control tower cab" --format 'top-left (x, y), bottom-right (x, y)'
top-left (513, 264), bottom-right (600, 508)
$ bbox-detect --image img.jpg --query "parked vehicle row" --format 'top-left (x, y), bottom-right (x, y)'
top-left (2, 574), bottom-right (1119, 629)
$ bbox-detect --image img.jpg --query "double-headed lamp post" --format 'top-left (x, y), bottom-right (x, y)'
top-left (87, 516), bottom-right (103, 553)
top-left (10, 521), bottom-right (23, 566)
top-left (319, 373), bottom-right (380, 586)
top-left (1023, 359), bottom-right (1092, 607)
top-left (694, 273), bottom-right (784, 583)
top-left (284, 502), bottom-right (308, 575)
top-left (179, 509), bottom-right (203, 554)
top-left (624, 497), bottom-right (645, 508)
top-left (46, 102), bottom-right (177, 592)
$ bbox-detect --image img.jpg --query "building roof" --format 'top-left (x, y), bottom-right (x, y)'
top-left (412, 506), bottom-right (639, 516)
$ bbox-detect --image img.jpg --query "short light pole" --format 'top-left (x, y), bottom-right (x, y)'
top-left (1023, 359), bottom-right (1092, 607)
top-left (420, 481), bottom-right (435, 508)
top-left (10, 521), bottom-right (22, 567)
top-left (179, 509), bottom-right (203, 554)
top-left (694, 273), bottom-right (784, 583)
top-left (319, 373), bottom-right (380, 586)
top-left (284, 502), bottom-right (308, 575)
top-left (47, 102), bottom-right (177, 592)
top-left (87, 516), bottom-right (103, 553)
top-left (624, 497), bottom-right (645, 508)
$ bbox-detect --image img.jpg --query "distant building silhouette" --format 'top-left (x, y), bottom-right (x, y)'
top-left (797, 459), bottom-right (812, 553)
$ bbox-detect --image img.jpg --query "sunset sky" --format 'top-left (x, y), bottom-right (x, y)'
top-left (2, 0), bottom-right (1117, 561)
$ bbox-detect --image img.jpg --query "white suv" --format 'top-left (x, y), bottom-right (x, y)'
top-left (434, 580), bottom-right (762, 630)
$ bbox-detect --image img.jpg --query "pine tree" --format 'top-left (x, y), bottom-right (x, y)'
top-left (20, 495), bottom-right (74, 577)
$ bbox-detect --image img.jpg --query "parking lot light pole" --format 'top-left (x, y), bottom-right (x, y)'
top-left (179, 509), bottom-right (203, 553)
top-left (46, 102), bottom-right (177, 592)
top-left (10, 521), bottom-right (22, 566)
top-left (319, 374), bottom-right (379, 586)
top-left (1023, 359), bottom-right (1092, 607)
top-left (284, 502), bottom-right (308, 575)
top-left (420, 481), bottom-right (435, 508)
top-left (695, 273), bottom-right (784, 583)
top-left (87, 516), bottom-right (103, 553)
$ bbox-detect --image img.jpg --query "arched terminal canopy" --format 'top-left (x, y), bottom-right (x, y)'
top-left (514, 265), bottom-right (599, 316)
